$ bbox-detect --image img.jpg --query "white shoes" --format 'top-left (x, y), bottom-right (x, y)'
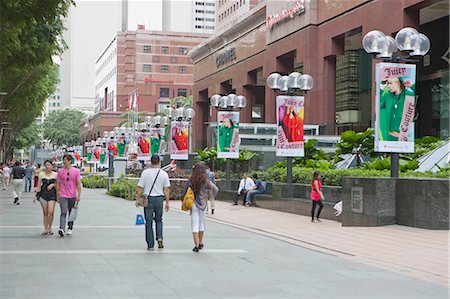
top-left (66, 229), bottom-right (73, 235)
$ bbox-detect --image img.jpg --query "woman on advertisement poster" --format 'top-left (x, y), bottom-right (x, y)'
top-left (150, 131), bottom-right (164, 155)
top-left (218, 117), bottom-right (238, 152)
top-left (282, 104), bottom-right (304, 142)
top-left (379, 77), bottom-right (415, 142)
top-left (173, 127), bottom-right (188, 151)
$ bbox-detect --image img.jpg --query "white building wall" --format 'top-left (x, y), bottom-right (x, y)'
top-left (193, 0), bottom-right (216, 33)
top-left (95, 38), bottom-right (118, 113)
top-left (59, 0), bottom-right (122, 115)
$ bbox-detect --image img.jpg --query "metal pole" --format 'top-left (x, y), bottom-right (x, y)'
top-left (391, 153), bottom-right (399, 178)
top-left (225, 158), bottom-right (231, 190)
top-left (286, 157), bottom-right (293, 185)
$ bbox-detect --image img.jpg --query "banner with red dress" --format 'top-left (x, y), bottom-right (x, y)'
top-left (137, 131), bottom-right (151, 161)
top-left (170, 121), bottom-right (189, 160)
top-left (276, 95), bottom-right (305, 157)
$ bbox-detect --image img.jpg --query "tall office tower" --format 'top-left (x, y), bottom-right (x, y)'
top-left (216, 0), bottom-right (262, 32)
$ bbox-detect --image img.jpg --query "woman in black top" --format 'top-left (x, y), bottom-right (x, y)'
top-left (34, 160), bottom-right (57, 235)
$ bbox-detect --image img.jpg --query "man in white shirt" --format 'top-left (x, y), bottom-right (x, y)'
top-left (232, 172), bottom-right (255, 206)
top-left (2, 164), bottom-right (11, 190)
top-left (135, 155), bottom-right (170, 251)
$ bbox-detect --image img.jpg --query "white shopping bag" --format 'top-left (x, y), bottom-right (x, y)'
top-left (333, 201), bottom-right (342, 216)
top-left (68, 202), bottom-right (79, 222)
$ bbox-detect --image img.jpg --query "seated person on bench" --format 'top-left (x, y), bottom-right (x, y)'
top-left (232, 172), bottom-right (255, 206)
top-left (245, 174), bottom-right (265, 207)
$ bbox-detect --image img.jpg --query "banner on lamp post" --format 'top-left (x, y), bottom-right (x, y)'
top-left (117, 133), bottom-right (128, 158)
top-left (108, 138), bottom-right (118, 158)
top-left (170, 121), bottom-right (189, 160)
top-left (150, 128), bottom-right (166, 156)
top-left (276, 95), bottom-right (305, 157)
top-left (217, 111), bottom-right (240, 159)
top-left (375, 62), bottom-right (416, 153)
top-left (99, 147), bottom-right (108, 167)
top-left (137, 131), bottom-right (151, 161)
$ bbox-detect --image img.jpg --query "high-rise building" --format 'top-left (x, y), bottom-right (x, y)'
top-left (216, 0), bottom-right (262, 32)
top-left (94, 30), bottom-right (209, 113)
top-left (60, 0), bottom-right (215, 116)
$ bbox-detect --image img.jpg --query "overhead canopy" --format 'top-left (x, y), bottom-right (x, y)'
top-left (415, 140), bottom-right (450, 173)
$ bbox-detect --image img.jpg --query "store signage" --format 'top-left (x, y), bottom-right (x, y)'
top-left (216, 48), bottom-right (236, 68)
top-left (267, 0), bottom-right (305, 29)
top-left (144, 78), bottom-right (173, 83)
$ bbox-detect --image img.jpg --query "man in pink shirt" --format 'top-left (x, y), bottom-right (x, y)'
top-left (56, 154), bottom-right (82, 237)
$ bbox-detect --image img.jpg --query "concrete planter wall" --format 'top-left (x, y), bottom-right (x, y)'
top-left (342, 177), bottom-right (449, 230)
top-left (396, 178), bottom-right (449, 230)
top-left (341, 178), bottom-right (396, 227)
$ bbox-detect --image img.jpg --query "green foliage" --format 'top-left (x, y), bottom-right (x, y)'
top-left (292, 139), bottom-right (333, 169)
top-left (195, 147), bottom-right (226, 170)
top-left (42, 109), bottom-right (86, 146)
top-left (81, 175), bottom-right (108, 189)
top-left (170, 95), bottom-right (193, 108)
top-left (0, 0), bottom-right (74, 159)
top-left (107, 178), bottom-right (137, 200)
top-left (11, 122), bottom-right (41, 150)
top-left (335, 129), bottom-right (375, 165)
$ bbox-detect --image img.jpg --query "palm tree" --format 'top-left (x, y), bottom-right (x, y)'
top-left (169, 95), bottom-right (193, 108)
top-left (118, 111), bottom-right (148, 127)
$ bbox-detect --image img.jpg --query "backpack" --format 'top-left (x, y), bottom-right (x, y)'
top-left (181, 187), bottom-right (195, 211)
top-left (260, 181), bottom-right (266, 192)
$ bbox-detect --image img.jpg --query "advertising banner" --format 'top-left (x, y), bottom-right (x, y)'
top-left (170, 121), bottom-right (189, 160)
top-left (150, 127), bottom-right (166, 156)
top-left (375, 62), bottom-right (416, 153)
top-left (92, 145), bottom-right (101, 163)
top-left (117, 134), bottom-right (127, 158)
top-left (276, 95), bottom-right (305, 157)
top-left (99, 147), bottom-right (108, 167)
top-left (217, 111), bottom-right (240, 159)
top-left (137, 131), bottom-right (151, 160)
top-left (108, 137), bottom-right (118, 158)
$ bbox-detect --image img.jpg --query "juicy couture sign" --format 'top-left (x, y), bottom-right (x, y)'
top-left (267, 0), bottom-right (305, 29)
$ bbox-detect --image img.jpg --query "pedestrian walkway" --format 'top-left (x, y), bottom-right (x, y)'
top-left (197, 200), bottom-right (449, 287)
top-left (0, 188), bottom-right (447, 298)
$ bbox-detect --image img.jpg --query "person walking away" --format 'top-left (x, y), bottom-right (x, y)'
top-left (35, 160), bottom-right (57, 235)
top-left (56, 155), bottom-right (82, 237)
top-left (206, 166), bottom-right (216, 214)
top-left (24, 162), bottom-right (34, 192)
top-left (10, 161), bottom-right (25, 205)
top-left (187, 163), bottom-right (218, 252)
top-left (232, 173), bottom-right (255, 206)
top-left (135, 155), bottom-right (170, 251)
top-left (310, 171), bottom-right (324, 222)
top-left (245, 174), bottom-right (265, 207)
top-left (33, 163), bottom-right (42, 192)
top-left (3, 163), bottom-right (11, 190)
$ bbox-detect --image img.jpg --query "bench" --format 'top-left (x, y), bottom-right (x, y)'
top-left (217, 190), bottom-right (341, 221)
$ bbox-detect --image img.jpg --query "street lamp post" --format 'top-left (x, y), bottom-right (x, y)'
top-left (210, 94), bottom-right (247, 190)
top-left (267, 72), bottom-right (314, 188)
top-left (362, 27), bottom-right (430, 178)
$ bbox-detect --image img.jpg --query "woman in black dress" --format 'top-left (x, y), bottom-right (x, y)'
top-left (34, 160), bottom-right (58, 235)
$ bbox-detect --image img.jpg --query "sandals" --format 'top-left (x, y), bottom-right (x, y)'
top-left (41, 231), bottom-right (54, 235)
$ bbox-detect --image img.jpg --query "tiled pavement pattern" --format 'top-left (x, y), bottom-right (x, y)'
top-left (0, 187), bottom-right (447, 298)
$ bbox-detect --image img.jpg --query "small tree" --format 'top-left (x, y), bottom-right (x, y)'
top-left (42, 109), bottom-right (85, 146)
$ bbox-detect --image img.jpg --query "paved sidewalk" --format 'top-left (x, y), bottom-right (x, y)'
top-left (198, 200), bottom-right (449, 287)
top-left (0, 188), bottom-right (448, 298)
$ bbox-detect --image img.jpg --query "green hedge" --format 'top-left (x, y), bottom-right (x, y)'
top-left (82, 175), bottom-right (108, 189)
top-left (107, 178), bottom-right (137, 200)
top-left (253, 167), bottom-right (449, 187)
